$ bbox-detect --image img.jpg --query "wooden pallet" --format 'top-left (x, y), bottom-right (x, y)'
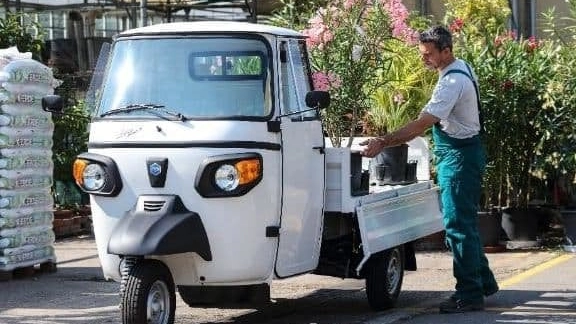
top-left (0, 260), bottom-right (57, 281)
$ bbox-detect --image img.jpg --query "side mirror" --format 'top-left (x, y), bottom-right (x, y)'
top-left (42, 95), bottom-right (64, 113)
top-left (305, 91), bottom-right (330, 110)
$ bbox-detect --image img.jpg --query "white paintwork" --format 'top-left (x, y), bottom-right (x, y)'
top-left (355, 181), bottom-right (444, 273)
top-left (273, 37), bottom-right (324, 278)
top-left (275, 119), bottom-right (324, 277)
top-left (89, 23), bottom-right (443, 291)
top-left (324, 147), bottom-right (443, 273)
top-left (118, 21), bottom-right (303, 38)
top-left (325, 147), bottom-right (363, 213)
top-left (325, 136), bottom-right (431, 181)
top-left (90, 120), bottom-right (282, 285)
top-left (324, 137), bottom-right (432, 213)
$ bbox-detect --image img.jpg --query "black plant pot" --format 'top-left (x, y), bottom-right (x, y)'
top-left (501, 207), bottom-right (539, 242)
top-left (373, 144), bottom-right (409, 185)
top-left (477, 209), bottom-right (502, 247)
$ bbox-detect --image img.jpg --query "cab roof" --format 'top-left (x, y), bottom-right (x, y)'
top-left (118, 21), bottom-right (303, 38)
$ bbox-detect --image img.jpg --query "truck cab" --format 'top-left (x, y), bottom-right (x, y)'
top-left (43, 21), bottom-right (443, 324)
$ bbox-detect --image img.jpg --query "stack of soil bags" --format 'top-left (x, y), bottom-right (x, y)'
top-left (0, 47), bottom-right (60, 272)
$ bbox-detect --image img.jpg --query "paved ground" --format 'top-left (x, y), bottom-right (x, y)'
top-left (0, 234), bottom-right (573, 324)
top-left (369, 253), bottom-right (576, 324)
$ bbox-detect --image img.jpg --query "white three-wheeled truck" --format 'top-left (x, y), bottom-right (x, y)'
top-left (43, 21), bottom-right (443, 324)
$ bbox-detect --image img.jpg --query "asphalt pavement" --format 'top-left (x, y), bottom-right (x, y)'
top-left (368, 252), bottom-right (576, 324)
top-left (0, 234), bottom-right (574, 324)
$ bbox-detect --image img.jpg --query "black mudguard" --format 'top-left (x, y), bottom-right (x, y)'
top-left (107, 195), bottom-right (212, 261)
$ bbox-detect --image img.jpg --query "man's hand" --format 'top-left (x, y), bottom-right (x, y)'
top-left (359, 113), bottom-right (438, 157)
top-left (359, 136), bottom-right (390, 158)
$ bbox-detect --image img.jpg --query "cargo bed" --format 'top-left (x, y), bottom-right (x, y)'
top-left (324, 147), bottom-right (443, 274)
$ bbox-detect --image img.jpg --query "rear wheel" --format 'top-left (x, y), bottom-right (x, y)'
top-left (365, 246), bottom-right (404, 311)
top-left (121, 260), bottom-right (176, 324)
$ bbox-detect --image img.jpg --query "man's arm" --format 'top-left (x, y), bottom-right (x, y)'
top-left (360, 112), bottom-right (439, 158)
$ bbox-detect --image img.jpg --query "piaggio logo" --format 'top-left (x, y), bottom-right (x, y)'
top-left (149, 163), bottom-right (162, 176)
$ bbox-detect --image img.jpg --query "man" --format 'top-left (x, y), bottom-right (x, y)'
top-left (360, 25), bottom-right (499, 313)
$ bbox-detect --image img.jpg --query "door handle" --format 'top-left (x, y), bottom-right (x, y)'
top-left (312, 146), bottom-right (325, 154)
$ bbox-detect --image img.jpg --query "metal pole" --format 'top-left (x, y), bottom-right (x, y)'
top-left (140, 0), bottom-right (148, 27)
top-left (530, 0), bottom-right (536, 37)
top-left (509, 0), bottom-right (518, 32)
top-left (251, 0), bottom-right (257, 23)
top-left (131, 0), bottom-right (137, 28)
top-left (418, 0), bottom-right (427, 15)
top-left (166, 0), bottom-right (171, 23)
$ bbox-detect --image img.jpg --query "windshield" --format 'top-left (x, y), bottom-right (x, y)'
top-left (97, 36), bottom-right (273, 119)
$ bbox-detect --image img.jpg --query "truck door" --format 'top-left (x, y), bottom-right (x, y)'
top-left (274, 39), bottom-right (325, 278)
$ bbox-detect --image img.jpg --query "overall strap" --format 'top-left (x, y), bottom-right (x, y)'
top-left (444, 66), bottom-right (485, 134)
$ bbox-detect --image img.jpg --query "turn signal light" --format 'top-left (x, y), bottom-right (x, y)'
top-left (236, 159), bottom-right (261, 185)
top-left (73, 159), bottom-right (88, 186)
top-left (195, 153), bottom-right (263, 198)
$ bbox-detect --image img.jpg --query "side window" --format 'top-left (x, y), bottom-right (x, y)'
top-left (279, 39), bottom-right (317, 121)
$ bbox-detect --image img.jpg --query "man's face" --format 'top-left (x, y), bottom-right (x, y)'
top-left (419, 42), bottom-right (449, 70)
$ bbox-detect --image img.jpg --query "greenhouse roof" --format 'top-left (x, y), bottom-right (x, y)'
top-left (3, 0), bottom-right (254, 11)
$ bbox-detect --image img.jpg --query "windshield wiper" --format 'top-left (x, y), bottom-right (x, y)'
top-left (100, 104), bottom-right (188, 121)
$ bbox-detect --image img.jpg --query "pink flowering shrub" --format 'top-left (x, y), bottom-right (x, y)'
top-left (301, 0), bottom-right (418, 147)
top-left (445, 1), bottom-right (561, 209)
top-left (311, 71), bottom-right (341, 91)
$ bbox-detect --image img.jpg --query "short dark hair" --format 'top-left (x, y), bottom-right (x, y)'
top-left (419, 25), bottom-right (453, 52)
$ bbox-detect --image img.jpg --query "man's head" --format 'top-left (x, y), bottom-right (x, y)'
top-left (418, 26), bottom-right (455, 71)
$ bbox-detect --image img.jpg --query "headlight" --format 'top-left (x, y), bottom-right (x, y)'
top-left (73, 153), bottom-right (123, 196)
top-left (82, 164), bottom-right (107, 191)
top-left (196, 153), bottom-right (262, 198)
top-left (215, 164), bottom-right (239, 191)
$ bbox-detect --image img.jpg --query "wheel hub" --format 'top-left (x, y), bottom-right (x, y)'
top-left (386, 251), bottom-right (401, 294)
top-left (147, 280), bottom-right (170, 323)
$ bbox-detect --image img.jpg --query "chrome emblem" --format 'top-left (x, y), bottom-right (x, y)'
top-left (115, 126), bottom-right (143, 139)
top-left (149, 163), bottom-right (162, 176)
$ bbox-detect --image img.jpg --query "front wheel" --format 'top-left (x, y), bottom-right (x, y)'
top-left (121, 259), bottom-right (176, 324)
top-left (365, 246), bottom-right (404, 311)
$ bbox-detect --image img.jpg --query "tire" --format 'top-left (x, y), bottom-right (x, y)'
top-left (365, 246), bottom-right (404, 311)
top-left (121, 260), bottom-right (176, 324)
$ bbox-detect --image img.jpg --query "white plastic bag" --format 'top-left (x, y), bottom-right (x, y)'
top-left (0, 127), bottom-right (53, 149)
top-left (0, 88), bottom-right (51, 106)
top-left (0, 83), bottom-right (55, 97)
top-left (1, 58), bottom-right (54, 85)
top-left (0, 113), bottom-right (54, 130)
top-left (0, 188), bottom-right (54, 210)
top-left (0, 154), bottom-right (53, 170)
top-left (0, 46), bottom-right (32, 71)
top-left (0, 211), bottom-right (53, 228)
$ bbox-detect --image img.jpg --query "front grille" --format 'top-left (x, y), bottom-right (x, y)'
top-left (143, 200), bottom-right (166, 212)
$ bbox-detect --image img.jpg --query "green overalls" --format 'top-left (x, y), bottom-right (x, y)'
top-left (432, 125), bottom-right (498, 302)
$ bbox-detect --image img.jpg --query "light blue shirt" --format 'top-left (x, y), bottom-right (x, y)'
top-left (422, 59), bottom-right (481, 139)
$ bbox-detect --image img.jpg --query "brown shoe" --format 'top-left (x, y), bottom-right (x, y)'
top-left (439, 297), bottom-right (484, 313)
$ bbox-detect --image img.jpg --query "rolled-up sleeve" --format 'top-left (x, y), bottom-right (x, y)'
top-left (423, 76), bottom-right (463, 120)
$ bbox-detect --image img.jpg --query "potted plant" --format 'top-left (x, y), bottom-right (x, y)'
top-left (449, 0), bottom-right (560, 244)
top-left (536, 6), bottom-right (576, 248)
top-left (444, 0), bottom-right (545, 246)
top-left (364, 37), bottom-right (435, 134)
top-left (299, 0), bottom-right (421, 149)
top-left (362, 40), bottom-right (436, 184)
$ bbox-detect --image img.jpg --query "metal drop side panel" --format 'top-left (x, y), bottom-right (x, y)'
top-left (355, 181), bottom-right (444, 273)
